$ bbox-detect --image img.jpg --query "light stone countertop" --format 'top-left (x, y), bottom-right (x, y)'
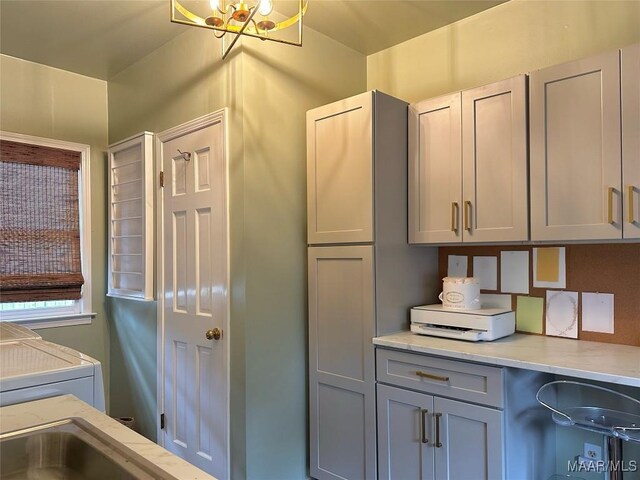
top-left (0, 395), bottom-right (216, 480)
top-left (374, 331), bottom-right (640, 387)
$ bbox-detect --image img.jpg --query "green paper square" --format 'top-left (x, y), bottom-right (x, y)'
top-left (516, 296), bottom-right (544, 334)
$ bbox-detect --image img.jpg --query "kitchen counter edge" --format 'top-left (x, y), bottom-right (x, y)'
top-left (373, 331), bottom-right (640, 387)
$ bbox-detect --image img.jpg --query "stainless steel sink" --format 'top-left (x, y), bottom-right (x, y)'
top-left (0, 418), bottom-right (177, 479)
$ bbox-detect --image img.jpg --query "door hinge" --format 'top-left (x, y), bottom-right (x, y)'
top-left (160, 413), bottom-right (165, 429)
top-left (159, 171), bottom-right (164, 188)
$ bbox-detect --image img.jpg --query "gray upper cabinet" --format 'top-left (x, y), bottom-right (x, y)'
top-left (409, 93), bottom-right (462, 244)
top-left (307, 92), bottom-right (374, 244)
top-left (409, 75), bottom-right (528, 244)
top-left (461, 76), bottom-right (528, 243)
top-left (530, 50), bottom-right (622, 241)
top-left (622, 43), bottom-right (640, 239)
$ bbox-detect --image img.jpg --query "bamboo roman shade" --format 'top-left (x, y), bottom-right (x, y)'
top-left (0, 140), bottom-right (84, 302)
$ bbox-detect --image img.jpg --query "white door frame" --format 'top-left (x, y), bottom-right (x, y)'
top-left (155, 109), bottom-right (230, 477)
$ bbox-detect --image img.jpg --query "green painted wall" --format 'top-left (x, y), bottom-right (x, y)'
top-left (240, 34), bottom-right (365, 480)
top-left (367, 0), bottom-right (640, 103)
top-left (0, 54), bottom-right (111, 407)
top-left (107, 24), bottom-right (365, 479)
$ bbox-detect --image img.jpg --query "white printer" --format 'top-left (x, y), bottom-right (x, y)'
top-left (410, 304), bottom-right (515, 342)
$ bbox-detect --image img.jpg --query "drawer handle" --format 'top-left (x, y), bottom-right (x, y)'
top-left (464, 200), bottom-right (472, 231)
top-left (415, 371), bottom-right (450, 382)
top-left (434, 412), bottom-right (442, 448)
top-left (608, 187), bottom-right (615, 224)
top-left (450, 202), bottom-right (458, 232)
top-left (420, 409), bottom-right (429, 444)
top-left (629, 185), bottom-right (636, 224)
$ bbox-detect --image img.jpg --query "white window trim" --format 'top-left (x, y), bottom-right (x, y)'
top-left (0, 131), bottom-right (94, 327)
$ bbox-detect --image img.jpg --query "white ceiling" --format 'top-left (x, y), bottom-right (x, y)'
top-left (0, 0), bottom-right (504, 80)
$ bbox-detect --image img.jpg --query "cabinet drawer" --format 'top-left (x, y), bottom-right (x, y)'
top-left (376, 349), bottom-right (504, 408)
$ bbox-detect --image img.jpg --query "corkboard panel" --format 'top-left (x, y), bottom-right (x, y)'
top-left (438, 244), bottom-right (640, 346)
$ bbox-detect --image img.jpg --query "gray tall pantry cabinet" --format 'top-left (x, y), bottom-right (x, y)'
top-left (307, 91), bottom-right (436, 480)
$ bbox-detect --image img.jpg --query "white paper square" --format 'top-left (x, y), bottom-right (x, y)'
top-left (447, 255), bottom-right (468, 277)
top-left (533, 247), bottom-right (566, 289)
top-left (545, 290), bottom-right (578, 338)
top-left (500, 251), bottom-right (529, 294)
top-left (480, 293), bottom-right (512, 309)
top-left (473, 256), bottom-right (498, 291)
top-left (581, 292), bottom-right (615, 334)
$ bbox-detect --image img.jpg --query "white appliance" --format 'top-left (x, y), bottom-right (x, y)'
top-left (0, 323), bottom-right (105, 411)
top-left (410, 304), bottom-right (515, 342)
top-left (0, 322), bottom-right (42, 342)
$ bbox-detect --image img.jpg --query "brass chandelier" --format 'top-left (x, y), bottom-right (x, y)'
top-left (170, 0), bottom-right (308, 59)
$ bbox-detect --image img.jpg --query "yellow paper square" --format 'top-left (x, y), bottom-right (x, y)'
top-left (536, 247), bottom-right (560, 282)
top-left (516, 296), bottom-right (544, 334)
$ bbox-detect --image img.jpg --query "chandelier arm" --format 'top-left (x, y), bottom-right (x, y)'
top-left (219, 2), bottom-right (234, 15)
top-left (222, 3), bottom-right (259, 59)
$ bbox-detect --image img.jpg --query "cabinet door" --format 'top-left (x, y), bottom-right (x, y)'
top-left (622, 43), bottom-right (640, 239)
top-left (108, 132), bottom-right (154, 300)
top-left (462, 76), bottom-right (528, 242)
top-left (433, 397), bottom-right (504, 480)
top-left (377, 384), bottom-right (434, 480)
top-left (308, 246), bottom-right (376, 480)
top-left (307, 92), bottom-right (373, 244)
top-left (530, 50), bottom-right (622, 241)
top-left (409, 93), bottom-right (462, 244)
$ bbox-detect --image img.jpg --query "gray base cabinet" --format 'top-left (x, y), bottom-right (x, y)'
top-left (308, 246), bottom-right (376, 480)
top-left (376, 348), bottom-right (555, 480)
top-left (433, 396), bottom-right (503, 480)
top-left (377, 384), bottom-right (433, 480)
top-left (377, 384), bottom-right (504, 480)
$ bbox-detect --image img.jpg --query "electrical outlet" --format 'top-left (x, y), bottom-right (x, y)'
top-left (584, 442), bottom-right (602, 461)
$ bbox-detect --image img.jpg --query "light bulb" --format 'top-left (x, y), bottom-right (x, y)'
top-left (210, 0), bottom-right (220, 11)
top-left (258, 0), bottom-right (272, 16)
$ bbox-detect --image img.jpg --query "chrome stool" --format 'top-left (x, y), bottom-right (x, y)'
top-left (537, 380), bottom-right (640, 480)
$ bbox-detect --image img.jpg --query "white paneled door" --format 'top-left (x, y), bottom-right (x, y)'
top-left (158, 111), bottom-right (228, 480)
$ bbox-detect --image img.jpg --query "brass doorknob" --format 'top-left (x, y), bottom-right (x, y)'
top-left (205, 328), bottom-right (222, 340)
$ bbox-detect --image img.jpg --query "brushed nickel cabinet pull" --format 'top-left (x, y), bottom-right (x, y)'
top-left (464, 201), bottom-right (472, 231)
top-left (608, 187), bottom-right (615, 224)
top-left (434, 412), bottom-right (442, 448)
top-left (450, 202), bottom-right (459, 232)
top-left (629, 185), bottom-right (636, 224)
top-left (420, 409), bottom-right (429, 444)
top-left (415, 371), bottom-right (450, 382)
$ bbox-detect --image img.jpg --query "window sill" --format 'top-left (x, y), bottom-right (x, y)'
top-left (4, 313), bottom-right (96, 330)
top-left (106, 292), bottom-right (154, 302)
